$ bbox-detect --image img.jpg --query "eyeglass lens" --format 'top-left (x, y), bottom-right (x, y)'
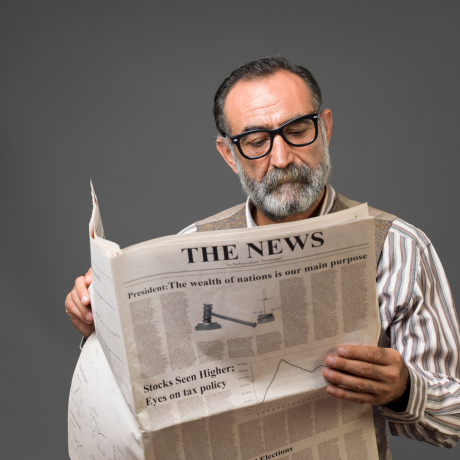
top-left (239, 118), bottom-right (316, 157)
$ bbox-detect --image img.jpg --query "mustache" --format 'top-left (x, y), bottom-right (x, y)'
top-left (260, 163), bottom-right (315, 193)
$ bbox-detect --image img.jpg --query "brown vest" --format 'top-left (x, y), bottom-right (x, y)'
top-left (196, 193), bottom-right (397, 460)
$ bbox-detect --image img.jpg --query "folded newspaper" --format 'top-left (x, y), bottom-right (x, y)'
top-left (68, 184), bottom-right (381, 460)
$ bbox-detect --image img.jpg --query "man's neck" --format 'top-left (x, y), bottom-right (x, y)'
top-left (252, 188), bottom-right (326, 226)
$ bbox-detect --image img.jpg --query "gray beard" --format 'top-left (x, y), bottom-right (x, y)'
top-left (233, 146), bottom-right (331, 223)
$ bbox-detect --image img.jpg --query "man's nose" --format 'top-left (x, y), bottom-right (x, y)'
top-left (269, 134), bottom-right (295, 169)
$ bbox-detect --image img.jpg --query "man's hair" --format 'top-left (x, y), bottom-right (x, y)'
top-left (213, 57), bottom-right (322, 137)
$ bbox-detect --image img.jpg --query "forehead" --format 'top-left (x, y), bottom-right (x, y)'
top-left (224, 70), bottom-right (315, 134)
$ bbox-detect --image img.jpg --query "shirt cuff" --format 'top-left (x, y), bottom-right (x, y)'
top-left (79, 336), bottom-right (87, 350)
top-left (380, 366), bottom-right (427, 424)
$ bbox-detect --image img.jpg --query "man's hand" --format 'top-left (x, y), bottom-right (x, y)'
top-left (323, 345), bottom-right (410, 408)
top-left (65, 268), bottom-right (94, 339)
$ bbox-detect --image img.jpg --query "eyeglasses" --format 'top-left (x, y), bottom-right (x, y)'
top-left (227, 113), bottom-right (319, 160)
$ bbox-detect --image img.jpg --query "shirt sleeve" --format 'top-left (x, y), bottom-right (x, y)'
top-left (377, 220), bottom-right (460, 448)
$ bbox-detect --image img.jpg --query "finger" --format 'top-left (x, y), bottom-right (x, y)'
top-left (66, 305), bottom-right (94, 338)
top-left (84, 267), bottom-right (92, 285)
top-left (325, 355), bottom-right (384, 381)
top-left (326, 384), bottom-right (376, 405)
top-left (322, 367), bottom-right (384, 395)
top-left (336, 345), bottom-right (393, 365)
top-left (67, 292), bottom-right (92, 323)
top-left (65, 295), bottom-right (94, 338)
top-left (70, 287), bottom-right (93, 322)
top-left (75, 276), bottom-right (91, 306)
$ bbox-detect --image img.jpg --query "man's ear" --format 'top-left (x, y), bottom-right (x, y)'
top-left (216, 137), bottom-right (239, 174)
top-left (320, 109), bottom-right (333, 146)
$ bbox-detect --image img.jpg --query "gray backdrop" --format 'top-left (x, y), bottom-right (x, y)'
top-left (1, 1), bottom-right (459, 459)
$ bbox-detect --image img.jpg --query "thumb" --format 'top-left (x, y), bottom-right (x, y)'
top-left (85, 267), bottom-right (92, 285)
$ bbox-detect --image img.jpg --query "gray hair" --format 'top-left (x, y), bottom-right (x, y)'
top-left (213, 57), bottom-right (322, 138)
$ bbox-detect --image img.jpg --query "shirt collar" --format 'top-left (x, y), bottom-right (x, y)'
top-left (245, 183), bottom-right (337, 228)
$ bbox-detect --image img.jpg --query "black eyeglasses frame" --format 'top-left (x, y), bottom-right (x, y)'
top-left (227, 112), bottom-right (320, 160)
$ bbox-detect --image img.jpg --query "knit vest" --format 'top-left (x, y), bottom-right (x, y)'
top-left (196, 193), bottom-right (396, 460)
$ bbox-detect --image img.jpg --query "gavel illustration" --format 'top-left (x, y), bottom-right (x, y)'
top-left (195, 304), bottom-right (257, 331)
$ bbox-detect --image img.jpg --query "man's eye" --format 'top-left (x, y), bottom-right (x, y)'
top-left (286, 128), bottom-right (307, 136)
top-left (243, 136), bottom-right (269, 147)
top-left (249, 139), bottom-right (269, 146)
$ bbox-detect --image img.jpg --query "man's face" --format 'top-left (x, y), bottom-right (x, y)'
top-left (216, 70), bottom-right (333, 222)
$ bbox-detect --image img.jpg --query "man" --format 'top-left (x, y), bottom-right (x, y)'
top-left (65, 57), bottom-right (460, 459)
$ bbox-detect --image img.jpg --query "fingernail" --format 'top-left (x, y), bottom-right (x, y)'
top-left (327, 386), bottom-right (336, 395)
top-left (326, 356), bottom-right (336, 366)
top-left (86, 312), bottom-right (93, 320)
top-left (338, 347), bottom-right (348, 357)
top-left (85, 276), bottom-right (91, 283)
top-left (323, 368), bottom-right (333, 378)
top-left (82, 296), bottom-right (89, 304)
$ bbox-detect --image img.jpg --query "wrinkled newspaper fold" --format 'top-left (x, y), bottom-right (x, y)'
top-left (68, 184), bottom-right (381, 460)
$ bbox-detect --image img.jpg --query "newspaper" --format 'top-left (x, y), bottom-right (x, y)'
top-left (68, 185), bottom-right (381, 460)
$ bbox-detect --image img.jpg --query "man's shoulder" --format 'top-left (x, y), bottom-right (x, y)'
top-left (178, 194), bottom-right (431, 252)
top-left (388, 218), bottom-right (431, 252)
top-left (177, 202), bottom-right (246, 235)
top-left (336, 193), bottom-right (397, 222)
top-left (194, 202), bottom-right (247, 232)
top-left (195, 202), bottom-right (246, 226)
top-left (337, 192), bottom-right (431, 251)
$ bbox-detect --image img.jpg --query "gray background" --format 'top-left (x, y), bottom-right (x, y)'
top-left (1, 1), bottom-right (459, 458)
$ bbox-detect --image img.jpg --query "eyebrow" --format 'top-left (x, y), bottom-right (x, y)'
top-left (240, 114), bottom-right (307, 134)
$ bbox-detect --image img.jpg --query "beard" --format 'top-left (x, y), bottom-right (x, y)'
top-left (233, 133), bottom-right (331, 223)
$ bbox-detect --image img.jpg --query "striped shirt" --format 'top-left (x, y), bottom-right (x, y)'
top-left (180, 184), bottom-right (460, 448)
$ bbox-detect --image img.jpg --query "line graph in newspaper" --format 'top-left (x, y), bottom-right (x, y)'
top-left (250, 338), bottom-right (363, 409)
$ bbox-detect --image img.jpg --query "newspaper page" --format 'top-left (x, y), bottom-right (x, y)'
top-left (69, 187), bottom-right (381, 460)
